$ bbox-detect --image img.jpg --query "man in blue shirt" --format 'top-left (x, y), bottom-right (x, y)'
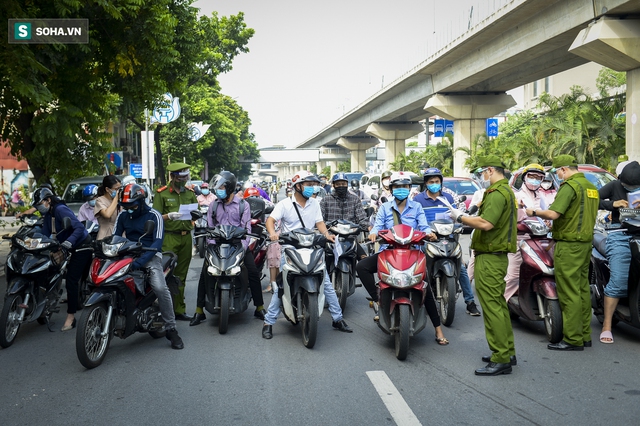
top-left (413, 168), bottom-right (481, 316)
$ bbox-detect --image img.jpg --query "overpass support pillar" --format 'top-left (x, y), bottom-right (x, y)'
top-left (365, 122), bottom-right (423, 170)
top-left (425, 93), bottom-right (516, 175)
top-left (337, 137), bottom-right (379, 173)
top-left (569, 18), bottom-right (640, 162)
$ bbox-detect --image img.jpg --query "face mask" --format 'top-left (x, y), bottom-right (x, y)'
top-left (201, 189), bottom-right (210, 195)
top-left (110, 190), bottom-right (117, 198)
top-left (127, 209), bottom-right (135, 214)
top-left (621, 183), bottom-right (640, 193)
top-left (302, 186), bottom-right (314, 199)
top-left (175, 181), bottom-right (187, 189)
top-left (540, 182), bottom-right (552, 190)
top-left (216, 189), bottom-right (227, 199)
top-left (382, 179), bottom-right (390, 189)
top-left (393, 188), bottom-right (410, 201)
top-left (427, 183), bottom-right (441, 193)
top-left (524, 178), bottom-right (542, 191)
top-left (88, 200), bottom-right (96, 207)
top-left (334, 186), bottom-right (348, 198)
top-left (36, 204), bottom-right (49, 215)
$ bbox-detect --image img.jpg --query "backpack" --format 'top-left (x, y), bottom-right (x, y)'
top-left (210, 198), bottom-right (246, 225)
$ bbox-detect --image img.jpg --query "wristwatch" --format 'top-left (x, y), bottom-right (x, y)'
top-left (456, 215), bottom-right (463, 224)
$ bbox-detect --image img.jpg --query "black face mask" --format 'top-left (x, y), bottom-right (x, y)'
top-left (334, 186), bottom-right (348, 198)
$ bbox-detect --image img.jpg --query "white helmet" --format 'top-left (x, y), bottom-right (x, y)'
top-left (389, 171), bottom-right (412, 188)
top-left (122, 175), bottom-right (137, 186)
top-left (291, 171), bottom-right (320, 185)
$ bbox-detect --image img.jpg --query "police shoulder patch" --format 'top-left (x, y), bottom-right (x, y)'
top-left (157, 186), bottom-right (167, 193)
top-left (586, 188), bottom-right (599, 199)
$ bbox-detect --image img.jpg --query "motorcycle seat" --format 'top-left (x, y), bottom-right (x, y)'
top-left (592, 232), bottom-right (607, 257)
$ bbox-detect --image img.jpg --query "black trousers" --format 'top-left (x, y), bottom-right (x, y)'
top-left (356, 252), bottom-right (441, 328)
top-left (65, 248), bottom-right (93, 314)
top-left (196, 249), bottom-right (263, 309)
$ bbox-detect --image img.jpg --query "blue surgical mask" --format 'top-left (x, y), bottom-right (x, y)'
top-left (393, 188), bottom-right (410, 201)
top-left (201, 189), bottom-right (210, 195)
top-left (302, 186), bottom-right (314, 199)
top-left (127, 209), bottom-right (135, 214)
top-left (526, 179), bottom-right (542, 186)
top-left (88, 200), bottom-right (96, 207)
top-left (427, 183), bottom-right (441, 193)
top-left (216, 189), bottom-right (227, 199)
top-left (110, 190), bottom-right (117, 198)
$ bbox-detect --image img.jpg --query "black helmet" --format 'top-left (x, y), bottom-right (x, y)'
top-left (119, 183), bottom-right (146, 208)
top-left (423, 167), bottom-right (443, 183)
top-left (350, 179), bottom-right (360, 189)
top-left (211, 171), bottom-right (237, 200)
top-left (32, 187), bottom-right (54, 207)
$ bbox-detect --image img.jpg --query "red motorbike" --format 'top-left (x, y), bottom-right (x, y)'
top-left (507, 218), bottom-right (562, 343)
top-left (375, 223), bottom-right (431, 360)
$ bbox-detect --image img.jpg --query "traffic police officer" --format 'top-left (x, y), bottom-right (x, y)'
top-left (450, 155), bottom-right (517, 376)
top-left (526, 154), bottom-right (597, 350)
top-left (153, 162), bottom-right (198, 320)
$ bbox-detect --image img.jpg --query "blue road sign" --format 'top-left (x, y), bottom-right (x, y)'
top-left (434, 119), bottom-right (445, 137)
top-left (486, 118), bottom-right (499, 137)
top-left (444, 120), bottom-right (454, 135)
top-left (130, 163), bottom-right (143, 179)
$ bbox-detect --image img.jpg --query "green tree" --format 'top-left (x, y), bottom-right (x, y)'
top-left (337, 160), bottom-right (351, 172)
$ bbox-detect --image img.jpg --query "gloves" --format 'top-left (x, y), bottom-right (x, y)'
top-left (167, 212), bottom-right (182, 221)
top-left (61, 240), bottom-right (73, 250)
top-left (449, 208), bottom-right (465, 222)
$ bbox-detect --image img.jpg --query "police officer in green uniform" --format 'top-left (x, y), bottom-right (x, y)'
top-left (450, 155), bottom-right (517, 376)
top-left (153, 163), bottom-right (198, 321)
top-left (526, 154), bottom-right (598, 350)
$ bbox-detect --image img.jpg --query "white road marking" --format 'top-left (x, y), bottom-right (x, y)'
top-left (366, 370), bottom-right (422, 426)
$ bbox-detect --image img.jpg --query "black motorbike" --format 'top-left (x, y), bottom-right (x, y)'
top-left (591, 209), bottom-right (640, 330)
top-left (76, 221), bottom-right (180, 369)
top-left (0, 217), bottom-right (72, 348)
top-left (325, 219), bottom-right (362, 312)
top-left (194, 205), bottom-right (209, 259)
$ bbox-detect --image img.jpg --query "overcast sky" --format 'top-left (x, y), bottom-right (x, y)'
top-left (194, 0), bottom-right (517, 148)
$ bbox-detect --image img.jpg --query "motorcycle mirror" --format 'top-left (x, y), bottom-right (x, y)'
top-left (265, 205), bottom-right (274, 214)
top-left (141, 220), bottom-right (155, 239)
top-left (468, 205), bottom-right (478, 215)
top-left (190, 210), bottom-right (203, 221)
top-left (380, 196), bottom-right (388, 203)
top-left (370, 194), bottom-right (378, 201)
top-left (458, 195), bottom-right (467, 202)
top-left (62, 216), bottom-right (72, 230)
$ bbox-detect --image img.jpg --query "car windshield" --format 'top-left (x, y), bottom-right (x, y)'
top-left (443, 180), bottom-right (479, 195)
top-left (583, 171), bottom-right (616, 189)
top-left (63, 183), bottom-right (91, 204)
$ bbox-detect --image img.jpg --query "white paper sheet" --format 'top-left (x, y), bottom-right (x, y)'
top-left (178, 203), bottom-right (199, 220)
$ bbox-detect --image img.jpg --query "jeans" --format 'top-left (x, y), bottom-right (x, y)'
top-left (145, 255), bottom-right (176, 329)
top-left (459, 264), bottom-right (474, 303)
top-left (264, 251), bottom-right (344, 325)
top-left (604, 231), bottom-right (631, 298)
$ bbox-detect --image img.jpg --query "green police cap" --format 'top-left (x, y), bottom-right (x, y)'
top-left (551, 154), bottom-right (577, 169)
top-left (166, 162), bottom-right (190, 173)
top-left (477, 155), bottom-right (506, 169)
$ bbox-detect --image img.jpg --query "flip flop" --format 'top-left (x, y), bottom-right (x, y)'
top-left (599, 330), bottom-right (614, 344)
top-left (435, 336), bottom-right (449, 345)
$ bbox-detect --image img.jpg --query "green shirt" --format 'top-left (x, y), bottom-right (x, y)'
top-left (470, 178), bottom-right (517, 253)
top-left (152, 185), bottom-right (198, 232)
top-left (549, 172), bottom-right (598, 242)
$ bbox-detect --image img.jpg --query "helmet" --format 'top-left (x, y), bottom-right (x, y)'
top-left (389, 171), bottom-right (412, 189)
top-left (121, 175), bottom-right (136, 186)
top-left (381, 171), bottom-right (393, 189)
top-left (332, 172), bottom-right (348, 183)
top-left (243, 187), bottom-right (260, 199)
top-left (32, 187), bottom-right (54, 207)
top-left (211, 171), bottom-right (237, 199)
top-left (82, 184), bottom-right (98, 201)
top-left (292, 171), bottom-right (320, 185)
top-left (423, 167), bottom-right (443, 183)
top-left (522, 163), bottom-right (545, 178)
top-left (119, 183), bottom-right (146, 207)
top-left (201, 182), bottom-right (209, 189)
top-left (350, 179), bottom-right (360, 189)
top-left (318, 174), bottom-right (327, 179)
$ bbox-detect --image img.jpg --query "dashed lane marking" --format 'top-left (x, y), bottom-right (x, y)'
top-left (366, 370), bottom-right (422, 426)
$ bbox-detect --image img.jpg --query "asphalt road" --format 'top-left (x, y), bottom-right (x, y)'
top-left (1, 209), bottom-right (640, 425)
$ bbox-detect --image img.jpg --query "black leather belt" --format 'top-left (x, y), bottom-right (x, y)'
top-left (474, 251), bottom-right (506, 256)
top-left (166, 230), bottom-right (190, 236)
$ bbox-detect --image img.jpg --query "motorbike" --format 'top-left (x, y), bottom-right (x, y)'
top-left (276, 228), bottom-right (327, 348)
top-left (194, 204), bottom-right (209, 259)
top-left (0, 217), bottom-right (72, 348)
top-left (507, 217), bottom-right (562, 343)
top-left (325, 219), bottom-right (361, 312)
top-left (78, 220), bottom-right (100, 306)
top-left (75, 221), bottom-right (180, 369)
top-left (245, 197), bottom-right (275, 281)
top-left (375, 223), bottom-right (431, 360)
top-left (425, 214), bottom-right (464, 327)
top-left (591, 209), bottom-right (640, 330)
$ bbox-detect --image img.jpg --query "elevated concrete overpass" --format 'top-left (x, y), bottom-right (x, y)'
top-left (297, 0), bottom-right (640, 175)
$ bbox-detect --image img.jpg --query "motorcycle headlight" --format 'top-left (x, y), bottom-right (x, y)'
top-left (432, 222), bottom-right (454, 236)
top-left (225, 266), bottom-right (242, 275)
top-left (17, 237), bottom-right (51, 250)
top-left (207, 264), bottom-right (222, 276)
top-left (330, 223), bottom-right (358, 235)
top-left (24, 217), bottom-right (39, 226)
top-left (110, 263), bottom-right (131, 280)
top-left (380, 264), bottom-right (422, 287)
top-left (296, 233), bottom-right (315, 247)
top-left (523, 219), bottom-right (549, 236)
top-left (102, 241), bottom-right (125, 257)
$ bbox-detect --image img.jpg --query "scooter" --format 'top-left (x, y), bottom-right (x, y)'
top-left (590, 210), bottom-right (640, 330)
top-left (75, 221), bottom-right (180, 369)
top-left (375, 223), bottom-right (431, 360)
top-left (325, 219), bottom-right (362, 312)
top-left (276, 228), bottom-right (327, 349)
top-left (0, 218), bottom-right (72, 348)
top-left (507, 218), bottom-right (562, 343)
top-left (194, 205), bottom-right (209, 259)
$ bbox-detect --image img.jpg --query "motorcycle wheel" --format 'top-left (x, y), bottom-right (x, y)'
top-left (438, 275), bottom-right (457, 327)
top-left (197, 238), bottom-right (205, 259)
top-left (395, 304), bottom-right (411, 360)
top-left (76, 303), bottom-right (112, 369)
top-left (219, 288), bottom-right (230, 334)
top-left (543, 298), bottom-right (563, 343)
top-left (301, 292), bottom-right (318, 349)
top-left (333, 271), bottom-right (348, 312)
top-left (0, 294), bottom-right (23, 348)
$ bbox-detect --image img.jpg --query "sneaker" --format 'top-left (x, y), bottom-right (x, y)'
top-left (166, 328), bottom-right (184, 349)
top-left (466, 301), bottom-right (481, 316)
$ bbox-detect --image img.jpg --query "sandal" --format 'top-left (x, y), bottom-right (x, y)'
top-left (435, 336), bottom-right (449, 345)
top-left (599, 330), bottom-right (614, 344)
